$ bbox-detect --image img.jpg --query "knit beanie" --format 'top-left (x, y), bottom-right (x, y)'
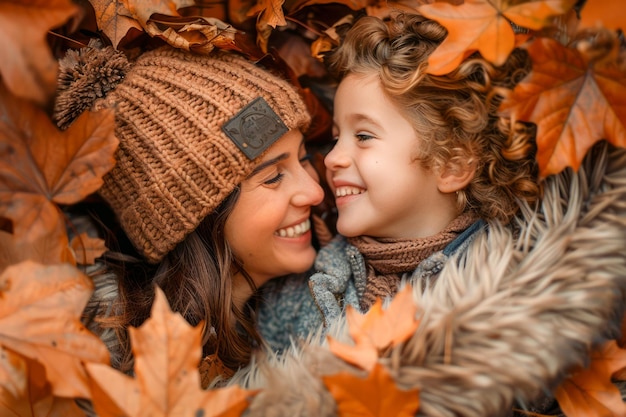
top-left (54, 43), bottom-right (311, 263)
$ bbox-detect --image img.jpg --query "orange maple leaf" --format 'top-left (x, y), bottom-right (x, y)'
top-left (70, 232), bottom-right (108, 265)
top-left (0, 84), bottom-right (118, 245)
top-left (328, 285), bottom-right (420, 371)
top-left (0, 0), bottom-right (78, 105)
top-left (86, 287), bottom-right (255, 417)
top-left (554, 340), bottom-right (626, 417)
top-left (418, 0), bottom-right (576, 75)
top-left (0, 261), bottom-right (110, 399)
top-left (499, 36), bottom-right (626, 178)
top-left (577, 0), bottom-right (624, 31)
top-left (322, 362), bottom-right (420, 417)
top-left (0, 346), bottom-right (85, 417)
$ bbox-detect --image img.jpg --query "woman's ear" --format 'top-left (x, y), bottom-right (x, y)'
top-left (436, 161), bottom-right (476, 194)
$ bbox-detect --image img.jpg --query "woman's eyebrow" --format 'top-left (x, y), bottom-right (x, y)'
top-left (247, 153), bottom-right (289, 178)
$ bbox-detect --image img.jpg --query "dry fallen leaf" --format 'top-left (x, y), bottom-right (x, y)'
top-left (322, 363), bottom-right (420, 417)
top-left (89, 0), bottom-right (144, 48)
top-left (0, 0), bottom-right (78, 105)
top-left (0, 84), bottom-right (118, 245)
top-left (69, 232), bottom-right (108, 265)
top-left (554, 340), bottom-right (626, 417)
top-left (0, 227), bottom-right (73, 272)
top-left (419, 0), bottom-right (576, 75)
top-left (0, 261), bottom-right (110, 399)
top-left (147, 15), bottom-right (237, 53)
top-left (499, 36), bottom-right (626, 178)
top-left (328, 285), bottom-right (420, 371)
top-left (577, 0), bottom-right (624, 31)
top-left (0, 347), bottom-right (85, 417)
top-left (124, 0), bottom-right (196, 27)
top-left (87, 287), bottom-right (255, 417)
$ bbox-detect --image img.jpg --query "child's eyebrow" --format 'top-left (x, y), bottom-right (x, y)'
top-left (247, 153), bottom-right (289, 178)
top-left (349, 113), bottom-right (382, 128)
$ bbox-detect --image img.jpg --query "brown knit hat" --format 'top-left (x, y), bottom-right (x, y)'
top-left (54, 43), bottom-right (310, 263)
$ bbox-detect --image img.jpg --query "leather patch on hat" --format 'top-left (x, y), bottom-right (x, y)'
top-left (222, 97), bottom-right (289, 160)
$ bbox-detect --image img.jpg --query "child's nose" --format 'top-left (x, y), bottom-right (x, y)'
top-left (324, 139), bottom-right (350, 171)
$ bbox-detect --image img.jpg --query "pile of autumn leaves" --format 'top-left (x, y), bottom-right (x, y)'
top-left (1, 0), bottom-right (626, 416)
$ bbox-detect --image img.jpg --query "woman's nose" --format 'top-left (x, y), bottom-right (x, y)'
top-left (292, 166), bottom-right (324, 207)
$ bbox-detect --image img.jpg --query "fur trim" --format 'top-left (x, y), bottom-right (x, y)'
top-left (233, 142), bottom-right (626, 417)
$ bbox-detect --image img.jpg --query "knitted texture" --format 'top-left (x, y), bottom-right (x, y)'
top-left (348, 211), bottom-right (478, 310)
top-left (55, 46), bottom-right (310, 263)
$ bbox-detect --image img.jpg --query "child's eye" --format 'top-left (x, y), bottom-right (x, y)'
top-left (264, 172), bottom-right (284, 185)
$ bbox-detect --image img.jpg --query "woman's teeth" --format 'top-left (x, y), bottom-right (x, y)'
top-left (275, 219), bottom-right (311, 237)
top-left (335, 186), bottom-right (364, 197)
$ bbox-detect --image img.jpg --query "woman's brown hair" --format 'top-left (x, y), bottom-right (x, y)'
top-left (100, 187), bottom-right (260, 374)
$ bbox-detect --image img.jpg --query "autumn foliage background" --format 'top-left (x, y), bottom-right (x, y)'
top-left (0, 0), bottom-right (625, 416)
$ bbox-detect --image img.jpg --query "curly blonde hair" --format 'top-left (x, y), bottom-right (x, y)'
top-left (325, 13), bottom-right (540, 223)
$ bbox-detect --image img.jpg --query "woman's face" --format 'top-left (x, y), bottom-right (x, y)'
top-left (225, 129), bottom-right (324, 288)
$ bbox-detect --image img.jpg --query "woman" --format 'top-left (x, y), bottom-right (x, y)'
top-left (53, 43), bottom-right (324, 377)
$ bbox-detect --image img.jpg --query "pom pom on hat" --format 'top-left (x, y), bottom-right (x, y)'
top-left (55, 40), bottom-right (131, 130)
top-left (54, 45), bottom-right (311, 263)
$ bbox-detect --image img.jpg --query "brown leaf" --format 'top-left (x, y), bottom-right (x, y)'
top-left (0, 261), bottom-right (110, 399)
top-left (89, 0), bottom-right (196, 48)
top-left (247, 0), bottom-right (286, 27)
top-left (89, 0), bottom-right (144, 48)
top-left (0, 0), bottom-right (78, 106)
top-left (554, 340), bottom-right (626, 417)
top-left (322, 363), bottom-right (420, 417)
top-left (328, 285), bottom-right (420, 370)
top-left (199, 353), bottom-right (235, 389)
top-left (69, 232), bottom-right (107, 265)
top-left (0, 347), bottom-right (85, 417)
top-left (145, 15), bottom-right (237, 53)
top-left (87, 287), bottom-right (255, 417)
top-left (418, 0), bottom-right (576, 75)
top-left (125, 0), bottom-right (196, 27)
top-left (0, 84), bottom-right (118, 244)
top-left (499, 36), bottom-right (626, 178)
top-left (0, 227), bottom-right (73, 273)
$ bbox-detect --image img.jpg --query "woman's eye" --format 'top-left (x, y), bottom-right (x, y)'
top-left (264, 172), bottom-right (284, 185)
top-left (299, 153), bottom-right (313, 164)
top-left (356, 133), bottom-right (374, 142)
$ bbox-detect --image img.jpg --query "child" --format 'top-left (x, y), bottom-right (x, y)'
top-left (247, 12), bottom-right (626, 417)
top-left (257, 12), bottom-right (540, 347)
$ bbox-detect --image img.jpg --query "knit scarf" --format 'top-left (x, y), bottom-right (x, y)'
top-left (348, 211), bottom-right (478, 311)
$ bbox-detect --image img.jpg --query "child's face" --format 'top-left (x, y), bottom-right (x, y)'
top-left (225, 129), bottom-right (324, 287)
top-left (326, 73), bottom-right (458, 239)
